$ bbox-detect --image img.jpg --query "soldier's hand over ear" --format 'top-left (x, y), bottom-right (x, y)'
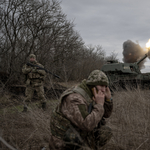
top-left (105, 87), bottom-right (111, 100)
top-left (92, 87), bottom-right (105, 106)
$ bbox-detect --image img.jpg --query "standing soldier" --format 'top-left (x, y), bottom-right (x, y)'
top-left (22, 54), bottom-right (46, 112)
top-left (50, 70), bottom-right (113, 150)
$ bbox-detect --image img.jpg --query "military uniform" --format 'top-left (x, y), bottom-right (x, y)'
top-left (22, 54), bottom-right (46, 111)
top-left (50, 70), bottom-right (113, 150)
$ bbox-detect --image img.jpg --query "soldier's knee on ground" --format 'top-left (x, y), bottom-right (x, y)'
top-left (63, 128), bottom-right (83, 150)
top-left (94, 126), bottom-right (112, 147)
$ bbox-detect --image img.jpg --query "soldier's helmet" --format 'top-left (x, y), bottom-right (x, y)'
top-left (86, 70), bottom-right (109, 86)
top-left (29, 54), bottom-right (36, 59)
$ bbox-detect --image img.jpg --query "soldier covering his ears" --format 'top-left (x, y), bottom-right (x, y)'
top-left (22, 54), bottom-right (47, 111)
top-left (50, 70), bottom-right (113, 150)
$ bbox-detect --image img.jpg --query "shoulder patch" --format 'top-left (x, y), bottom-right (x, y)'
top-left (78, 104), bottom-right (89, 119)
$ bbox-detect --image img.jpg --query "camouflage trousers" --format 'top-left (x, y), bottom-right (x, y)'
top-left (62, 125), bottom-right (112, 150)
top-left (93, 125), bottom-right (112, 149)
top-left (50, 110), bottom-right (112, 150)
top-left (24, 85), bottom-right (46, 105)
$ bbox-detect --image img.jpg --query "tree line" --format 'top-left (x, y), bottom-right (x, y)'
top-left (0, 0), bottom-right (118, 85)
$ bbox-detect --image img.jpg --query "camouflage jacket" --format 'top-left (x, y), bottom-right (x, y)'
top-left (50, 86), bottom-right (113, 149)
top-left (22, 62), bottom-right (46, 86)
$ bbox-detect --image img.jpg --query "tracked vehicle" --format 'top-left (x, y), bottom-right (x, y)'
top-left (101, 53), bottom-right (150, 91)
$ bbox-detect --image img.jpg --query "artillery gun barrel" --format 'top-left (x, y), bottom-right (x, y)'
top-left (136, 54), bottom-right (148, 65)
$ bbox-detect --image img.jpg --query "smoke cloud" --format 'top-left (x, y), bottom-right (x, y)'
top-left (122, 40), bottom-right (146, 69)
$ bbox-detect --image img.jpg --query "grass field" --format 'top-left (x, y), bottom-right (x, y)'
top-left (0, 85), bottom-right (150, 150)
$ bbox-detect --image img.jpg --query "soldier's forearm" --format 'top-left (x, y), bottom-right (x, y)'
top-left (82, 104), bottom-right (104, 131)
top-left (22, 68), bottom-right (32, 74)
top-left (103, 101), bottom-right (113, 118)
top-left (37, 69), bottom-right (46, 75)
top-left (62, 103), bottom-right (104, 132)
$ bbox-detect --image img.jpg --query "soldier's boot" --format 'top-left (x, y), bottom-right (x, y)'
top-left (41, 102), bottom-right (46, 110)
top-left (22, 105), bottom-right (27, 112)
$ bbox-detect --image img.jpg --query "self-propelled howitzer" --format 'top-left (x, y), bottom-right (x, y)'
top-left (101, 53), bottom-right (150, 90)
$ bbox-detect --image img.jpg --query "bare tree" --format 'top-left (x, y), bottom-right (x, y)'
top-left (0, 0), bottom-right (85, 83)
top-left (105, 51), bottom-right (119, 62)
top-left (0, 0), bottom-right (118, 84)
top-left (71, 45), bottom-right (106, 80)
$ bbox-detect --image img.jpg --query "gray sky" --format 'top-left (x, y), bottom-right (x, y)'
top-left (60, 0), bottom-right (150, 72)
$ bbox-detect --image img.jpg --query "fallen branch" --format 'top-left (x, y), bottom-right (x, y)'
top-left (136, 138), bottom-right (149, 150)
top-left (0, 136), bottom-right (17, 150)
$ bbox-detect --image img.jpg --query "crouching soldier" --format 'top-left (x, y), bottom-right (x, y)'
top-left (22, 54), bottom-right (47, 112)
top-left (50, 70), bottom-right (113, 150)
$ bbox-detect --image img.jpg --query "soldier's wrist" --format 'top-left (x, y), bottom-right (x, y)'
top-left (105, 97), bottom-right (113, 102)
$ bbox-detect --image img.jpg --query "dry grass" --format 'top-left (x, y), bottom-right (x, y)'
top-left (0, 86), bottom-right (150, 150)
top-left (105, 87), bottom-right (150, 150)
top-left (57, 81), bottom-right (79, 88)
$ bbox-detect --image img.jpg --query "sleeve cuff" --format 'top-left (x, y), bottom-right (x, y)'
top-left (105, 97), bottom-right (113, 102)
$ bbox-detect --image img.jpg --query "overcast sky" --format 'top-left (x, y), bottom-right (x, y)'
top-left (60, 0), bottom-right (150, 72)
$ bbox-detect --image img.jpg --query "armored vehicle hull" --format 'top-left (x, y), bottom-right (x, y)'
top-left (101, 54), bottom-right (150, 91)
